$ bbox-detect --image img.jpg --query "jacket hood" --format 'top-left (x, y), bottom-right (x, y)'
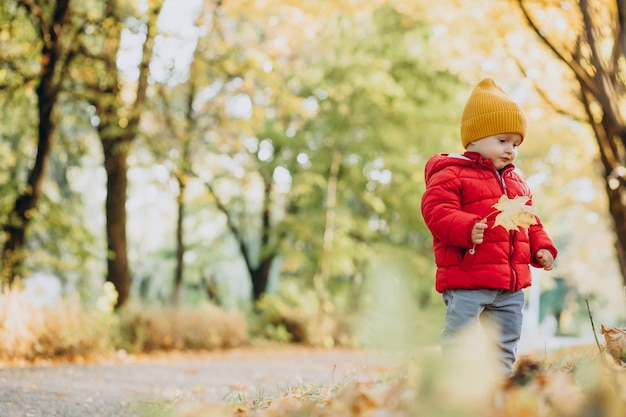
top-left (424, 152), bottom-right (477, 184)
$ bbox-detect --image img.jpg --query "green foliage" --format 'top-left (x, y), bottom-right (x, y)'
top-left (274, 4), bottom-right (465, 299)
top-left (250, 283), bottom-right (352, 347)
top-left (250, 285), bottom-right (317, 344)
top-left (0, 3), bottom-right (40, 224)
top-left (131, 1), bottom-right (467, 307)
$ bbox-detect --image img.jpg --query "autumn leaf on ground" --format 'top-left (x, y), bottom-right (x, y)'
top-left (491, 195), bottom-right (538, 231)
top-left (601, 324), bottom-right (626, 364)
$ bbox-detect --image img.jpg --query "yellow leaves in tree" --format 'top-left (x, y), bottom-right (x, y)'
top-left (491, 195), bottom-right (538, 231)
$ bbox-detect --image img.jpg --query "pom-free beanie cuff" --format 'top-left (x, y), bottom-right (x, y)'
top-left (460, 78), bottom-right (528, 148)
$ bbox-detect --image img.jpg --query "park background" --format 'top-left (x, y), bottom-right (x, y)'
top-left (0, 0), bottom-right (625, 360)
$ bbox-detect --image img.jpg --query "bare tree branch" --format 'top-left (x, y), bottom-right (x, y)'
top-left (202, 179), bottom-right (251, 267)
top-left (129, 2), bottom-right (162, 129)
top-left (516, 0), bottom-right (600, 97)
top-left (512, 56), bottom-right (586, 123)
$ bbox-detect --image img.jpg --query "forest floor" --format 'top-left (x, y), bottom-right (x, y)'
top-left (0, 346), bottom-right (403, 417)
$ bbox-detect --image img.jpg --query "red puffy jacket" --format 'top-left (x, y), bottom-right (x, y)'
top-left (420, 152), bottom-right (557, 293)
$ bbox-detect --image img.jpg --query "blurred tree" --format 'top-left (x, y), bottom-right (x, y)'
top-left (192, 26), bottom-right (308, 301)
top-left (0, 1), bottom-right (127, 298)
top-left (74, 0), bottom-right (163, 307)
top-left (210, 3), bottom-right (463, 303)
top-left (138, 1), bottom-right (464, 304)
top-left (143, 0), bottom-right (355, 302)
top-left (512, 0), bottom-right (626, 286)
top-left (136, 0), bottom-right (297, 303)
top-left (0, 0), bottom-right (73, 282)
top-left (140, 0), bottom-right (231, 306)
top-left (282, 5), bottom-right (463, 308)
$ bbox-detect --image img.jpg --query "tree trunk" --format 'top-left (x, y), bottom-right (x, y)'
top-left (169, 74), bottom-right (196, 306)
top-left (251, 256), bottom-right (274, 301)
top-left (314, 148), bottom-right (342, 303)
top-left (102, 139), bottom-right (131, 306)
top-left (2, 0), bottom-right (71, 282)
top-left (206, 165), bottom-right (278, 301)
top-left (578, 82), bottom-right (626, 284)
top-left (250, 177), bottom-right (275, 300)
top-left (92, 0), bottom-right (162, 307)
top-left (172, 173), bottom-right (187, 306)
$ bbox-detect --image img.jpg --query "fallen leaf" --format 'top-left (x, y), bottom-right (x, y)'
top-left (492, 195), bottom-right (538, 231)
top-left (601, 324), bottom-right (626, 364)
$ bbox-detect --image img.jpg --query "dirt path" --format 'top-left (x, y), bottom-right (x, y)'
top-left (0, 347), bottom-right (397, 417)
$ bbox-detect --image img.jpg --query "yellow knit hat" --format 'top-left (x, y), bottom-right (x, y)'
top-left (460, 78), bottom-right (528, 148)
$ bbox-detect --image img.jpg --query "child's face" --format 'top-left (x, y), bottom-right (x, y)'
top-left (466, 133), bottom-right (522, 170)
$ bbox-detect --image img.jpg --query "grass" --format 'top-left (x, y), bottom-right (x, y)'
top-left (148, 344), bottom-right (626, 417)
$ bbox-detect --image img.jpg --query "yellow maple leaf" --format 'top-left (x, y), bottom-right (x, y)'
top-left (491, 195), bottom-right (538, 231)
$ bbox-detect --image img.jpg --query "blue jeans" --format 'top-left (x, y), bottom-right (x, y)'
top-left (441, 289), bottom-right (525, 374)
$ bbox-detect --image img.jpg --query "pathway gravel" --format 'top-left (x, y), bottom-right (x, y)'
top-left (0, 347), bottom-right (393, 417)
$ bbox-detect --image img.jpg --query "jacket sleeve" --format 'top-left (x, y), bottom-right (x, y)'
top-left (519, 189), bottom-right (558, 267)
top-left (528, 220), bottom-right (558, 268)
top-left (420, 168), bottom-right (482, 249)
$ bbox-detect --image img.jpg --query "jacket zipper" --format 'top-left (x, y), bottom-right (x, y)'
top-left (494, 167), bottom-right (508, 195)
top-left (494, 166), bottom-right (517, 290)
top-left (509, 232), bottom-right (517, 291)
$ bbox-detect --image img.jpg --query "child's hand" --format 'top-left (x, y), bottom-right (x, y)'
top-left (536, 249), bottom-right (554, 271)
top-left (471, 220), bottom-right (488, 244)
